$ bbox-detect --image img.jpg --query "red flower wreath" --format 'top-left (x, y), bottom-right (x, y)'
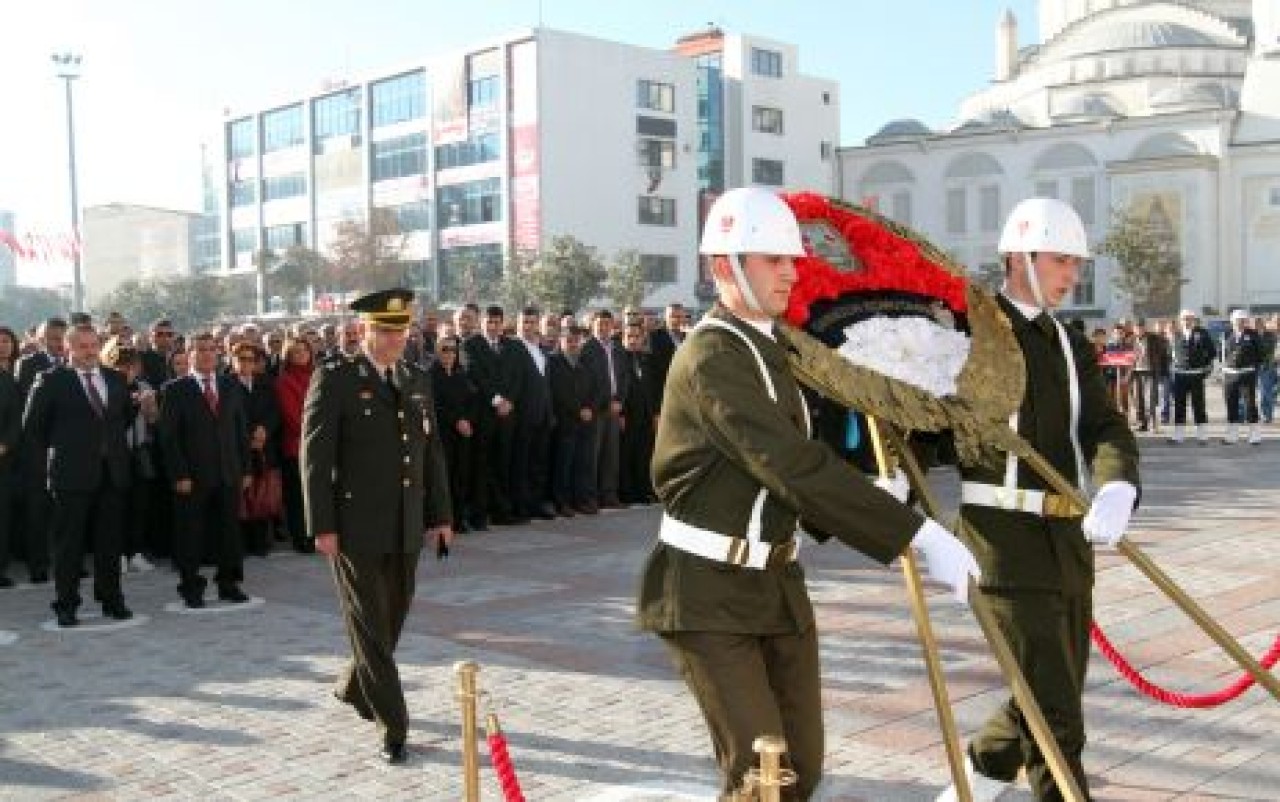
top-left (782, 192), bottom-right (970, 327)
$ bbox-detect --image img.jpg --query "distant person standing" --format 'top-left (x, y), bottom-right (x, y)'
top-left (14, 317), bottom-right (69, 584)
top-left (1131, 319), bottom-right (1169, 433)
top-left (619, 321), bottom-right (658, 504)
top-left (1221, 309), bottom-right (1263, 445)
top-left (1168, 309), bottom-right (1216, 444)
top-left (1259, 314), bottom-right (1278, 424)
top-left (302, 288), bottom-right (453, 765)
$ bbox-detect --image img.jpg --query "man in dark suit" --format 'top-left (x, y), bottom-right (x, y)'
top-left (0, 368), bottom-right (23, 588)
top-left (459, 305), bottom-right (519, 526)
top-left (511, 307), bottom-right (555, 520)
top-left (139, 318), bottom-right (177, 390)
top-left (547, 325), bottom-right (599, 515)
top-left (302, 288), bottom-right (453, 765)
top-left (160, 332), bottom-right (252, 608)
top-left (619, 321), bottom-right (659, 504)
top-left (22, 325), bottom-right (134, 626)
top-left (647, 303), bottom-right (688, 416)
top-left (580, 310), bottom-right (631, 508)
top-left (14, 317), bottom-right (69, 584)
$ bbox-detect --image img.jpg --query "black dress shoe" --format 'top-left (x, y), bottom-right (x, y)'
top-left (182, 592), bottom-right (206, 609)
top-left (0, 575), bottom-right (14, 589)
top-left (534, 505), bottom-right (556, 520)
top-left (218, 586), bottom-right (250, 603)
top-left (53, 607), bottom-right (79, 627)
top-left (30, 571), bottom-right (50, 584)
top-left (102, 602), bottom-right (134, 621)
top-left (380, 741), bottom-right (408, 764)
top-left (555, 504), bottom-right (576, 518)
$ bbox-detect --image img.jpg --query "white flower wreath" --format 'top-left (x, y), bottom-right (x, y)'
top-left (837, 316), bottom-right (971, 399)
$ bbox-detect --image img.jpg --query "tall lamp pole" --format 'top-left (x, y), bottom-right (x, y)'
top-left (52, 52), bottom-right (83, 313)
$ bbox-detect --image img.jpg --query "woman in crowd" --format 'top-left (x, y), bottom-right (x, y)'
top-left (168, 349), bottom-right (190, 379)
top-left (274, 336), bottom-right (314, 553)
top-left (428, 334), bottom-right (478, 534)
top-left (232, 342), bottom-right (281, 557)
top-left (0, 327), bottom-right (19, 374)
top-left (0, 326), bottom-right (19, 587)
top-left (102, 338), bottom-right (160, 573)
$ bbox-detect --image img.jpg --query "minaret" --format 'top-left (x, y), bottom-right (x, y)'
top-left (996, 9), bottom-right (1019, 81)
top-left (1255, 0), bottom-right (1279, 55)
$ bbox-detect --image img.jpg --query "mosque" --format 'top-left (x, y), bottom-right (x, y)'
top-left (836, 0), bottom-right (1280, 321)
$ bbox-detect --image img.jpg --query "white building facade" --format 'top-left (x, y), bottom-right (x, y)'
top-left (838, 0), bottom-right (1280, 321)
top-left (218, 26), bottom-right (838, 310)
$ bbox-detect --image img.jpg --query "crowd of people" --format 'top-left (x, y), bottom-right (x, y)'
top-left (0, 302), bottom-right (695, 618)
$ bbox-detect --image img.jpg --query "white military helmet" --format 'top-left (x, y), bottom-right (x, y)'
top-left (1230, 308), bottom-right (1249, 322)
top-left (699, 188), bottom-right (806, 257)
top-left (997, 198), bottom-right (1090, 259)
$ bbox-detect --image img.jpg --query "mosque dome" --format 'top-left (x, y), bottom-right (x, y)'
top-left (1054, 19), bottom-right (1241, 59)
top-left (866, 118), bottom-right (932, 145)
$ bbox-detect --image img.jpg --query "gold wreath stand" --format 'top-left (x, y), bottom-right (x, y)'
top-left (993, 430), bottom-right (1280, 705)
top-left (864, 419), bottom-right (973, 802)
top-left (877, 424), bottom-right (1087, 802)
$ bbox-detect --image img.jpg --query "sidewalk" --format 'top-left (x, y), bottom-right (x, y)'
top-left (0, 428), bottom-right (1277, 800)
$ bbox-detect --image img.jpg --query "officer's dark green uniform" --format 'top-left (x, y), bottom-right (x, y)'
top-left (637, 305), bottom-right (923, 800)
top-left (960, 295), bottom-right (1139, 801)
top-left (301, 289), bottom-right (452, 754)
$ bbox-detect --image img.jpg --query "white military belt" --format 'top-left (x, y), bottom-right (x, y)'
top-left (961, 481), bottom-right (1084, 518)
top-left (658, 514), bottom-right (799, 570)
top-left (1173, 367), bottom-right (1210, 374)
top-left (1222, 366), bottom-right (1256, 374)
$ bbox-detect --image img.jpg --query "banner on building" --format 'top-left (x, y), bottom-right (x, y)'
top-left (510, 40), bottom-right (540, 252)
top-left (434, 57), bottom-right (469, 145)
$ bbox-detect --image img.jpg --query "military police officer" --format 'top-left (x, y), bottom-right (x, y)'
top-left (637, 187), bottom-right (980, 801)
top-left (1221, 308), bottom-right (1263, 445)
top-left (1168, 309), bottom-right (1216, 444)
top-left (937, 199), bottom-right (1141, 802)
top-left (301, 288), bottom-right (453, 765)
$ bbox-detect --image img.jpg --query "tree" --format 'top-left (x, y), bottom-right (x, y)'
top-left (159, 275), bottom-right (234, 330)
top-left (274, 245), bottom-right (329, 314)
top-left (94, 279), bottom-right (167, 329)
top-left (603, 248), bottom-right (650, 310)
top-left (440, 253), bottom-right (503, 306)
top-left (1099, 205), bottom-right (1186, 319)
top-left (326, 210), bottom-right (409, 299)
top-left (251, 248), bottom-right (278, 316)
top-left (0, 286), bottom-right (70, 331)
top-left (496, 248), bottom-right (541, 311)
top-left (528, 235), bottom-right (606, 314)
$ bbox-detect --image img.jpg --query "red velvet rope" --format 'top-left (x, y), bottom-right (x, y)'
top-left (1090, 622), bottom-right (1280, 708)
top-left (487, 729), bottom-right (526, 802)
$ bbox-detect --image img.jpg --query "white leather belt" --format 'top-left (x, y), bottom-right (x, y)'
top-left (658, 514), bottom-right (799, 570)
top-left (1223, 367), bottom-right (1256, 374)
top-left (961, 482), bottom-right (1083, 518)
top-left (1174, 367), bottom-right (1210, 374)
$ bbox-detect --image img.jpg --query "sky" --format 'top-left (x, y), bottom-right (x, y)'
top-left (0, 0), bottom-right (1038, 284)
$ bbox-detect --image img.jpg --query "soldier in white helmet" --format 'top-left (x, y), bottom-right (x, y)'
top-left (1167, 308), bottom-right (1216, 444)
top-left (1221, 308), bottom-right (1264, 444)
top-left (936, 198), bottom-right (1141, 802)
top-left (636, 187), bottom-right (980, 800)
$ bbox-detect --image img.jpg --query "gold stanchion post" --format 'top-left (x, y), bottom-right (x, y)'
top-left (749, 735), bottom-right (790, 802)
top-left (866, 418), bottom-right (972, 802)
top-left (454, 660), bottom-right (481, 802)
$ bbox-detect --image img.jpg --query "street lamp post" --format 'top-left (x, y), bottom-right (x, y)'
top-left (51, 52), bottom-right (83, 313)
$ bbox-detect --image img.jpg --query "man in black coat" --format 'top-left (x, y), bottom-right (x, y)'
top-left (14, 316), bottom-right (69, 584)
top-left (511, 308), bottom-right (555, 520)
top-left (22, 325), bottom-right (134, 626)
top-left (580, 310), bottom-right (632, 508)
top-left (619, 321), bottom-right (659, 504)
top-left (138, 318), bottom-right (177, 390)
top-left (0, 369), bottom-right (19, 587)
top-left (459, 305), bottom-right (521, 525)
top-left (160, 332), bottom-right (252, 607)
top-left (547, 325), bottom-right (600, 515)
top-left (647, 303), bottom-right (689, 416)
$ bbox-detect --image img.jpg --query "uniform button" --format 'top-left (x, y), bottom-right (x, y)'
top-left (403, 456), bottom-right (410, 464)
top-left (402, 478), bottom-right (411, 487)
top-left (398, 411), bottom-right (404, 419)
top-left (402, 434), bottom-right (409, 442)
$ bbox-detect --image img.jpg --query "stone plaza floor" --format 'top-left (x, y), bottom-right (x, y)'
top-left (1, 425), bottom-right (1278, 800)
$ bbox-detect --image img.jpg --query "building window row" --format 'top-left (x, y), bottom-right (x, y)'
top-left (752, 158), bottom-right (785, 187)
top-left (265, 222), bottom-right (309, 251)
top-left (638, 137), bottom-right (676, 169)
top-left (228, 118), bottom-right (256, 160)
top-left (468, 75), bottom-right (500, 109)
top-left (1034, 176), bottom-right (1098, 225)
top-left (372, 70), bottom-right (427, 127)
top-left (637, 115), bottom-right (677, 138)
top-left (435, 132), bottom-right (500, 170)
top-left (638, 196), bottom-right (676, 226)
top-left (232, 228), bottom-right (257, 254)
top-left (229, 180), bottom-right (257, 208)
top-left (383, 199), bottom-right (432, 232)
top-left (752, 105), bottom-right (784, 135)
top-left (263, 173), bottom-right (308, 201)
top-left (438, 177), bottom-right (501, 226)
top-left (640, 254), bottom-right (678, 284)
top-left (263, 104), bottom-right (305, 153)
top-left (372, 133), bottom-right (428, 181)
top-left (750, 47), bottom-right (783, 78)
top-left (313, 88), bottom-right (362, 143)
top-left (637, 79), bottom-right (675, 113)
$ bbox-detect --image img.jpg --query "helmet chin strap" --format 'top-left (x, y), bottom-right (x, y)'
top-left (729, 254), bottom-right (766, 314)
top-left (1023, 252), bottom-right (1050, 310)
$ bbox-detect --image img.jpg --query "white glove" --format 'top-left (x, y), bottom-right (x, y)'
top-left (1082, 480), bottom-right (1137, 548)
top-left (910, 519), bottom-right (981, 603)
top-left (873, 472), bottom-right (911, 504)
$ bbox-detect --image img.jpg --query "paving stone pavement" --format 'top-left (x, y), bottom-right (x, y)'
top-left (1, 425), bottom-right (1278, 801)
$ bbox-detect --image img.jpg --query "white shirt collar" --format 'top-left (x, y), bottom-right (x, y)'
top-left (739, 316), bottom-right (776, 341)
top-left (1000, 291), bottom-right (1042, 322)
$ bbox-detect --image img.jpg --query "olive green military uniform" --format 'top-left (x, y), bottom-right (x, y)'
top-left (301, 353), bottom-right (452, 746)
top-left (637, 306), bottom-right (923, 800)
top-left (960, 296), bottom-right (1139, 801)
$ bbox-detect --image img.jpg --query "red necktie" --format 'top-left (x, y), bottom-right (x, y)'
top-left (202, 375), bottom-right (219, 416)
top-left (81, 371), bottom-right (105, 418)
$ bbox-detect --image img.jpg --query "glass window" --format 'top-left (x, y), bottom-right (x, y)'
top-left (946, 188), bottom-right (967, 234)
top-left (638, 138), bottom-right (677, 169)
top-left (228, 118), bottom-right (256, 159)
top-left (638, 197), bottom-right (676, 226)
top-left (435, 132), bottom-right (500, 170)
top-left (232, 228), bottom-right (257, 254)
top-left (637, 116), bottom-right (677, 137)
top-left (262, 104), bottom-right (305, 152)
top-left (468, 75), bottom-right (499, 109)
top-left (752, 106), bottom-right (784, 135)
top-left (229, 180), bottom-right (257, 208)
top-left (1071, 176), bottom-right (1096, 225)
top-left (1035, 179), bottom-right (1058, 199)
top-left (750, 47), bottom-right (783, 78)
top-left (820, 141), bottom-right (833, 161)
top-left (1073, 260), bottom-right (1095, 306)
top-left (262, 173), bottom-right (307, 201)
top-left (752, 158), bottom-right (785, 186)
top-left (438, 178), bottom-right (502, 226)
top-left (372, 133), bottom-right (428, 181)
top-left (979, 185), bottom-right (1001, 232)
top-left (890, 190), bottom-right (912, 226)
top-left (640, 254), bottom-right (678, 284)
top-left (637, 80), bottom-right (675, 113)
top-left (313, 89), bottom-right (362, 142)
top-left (265, 222), bottom-right (308, 251)
top-left (371, 70), bottom-right (427, 128)
top-left (382, 200), bottom-right (432, 232)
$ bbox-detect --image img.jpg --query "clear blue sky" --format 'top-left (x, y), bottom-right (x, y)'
top-left (1, 0), bottom-right (1038, 279)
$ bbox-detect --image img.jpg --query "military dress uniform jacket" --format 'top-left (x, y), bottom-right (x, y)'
top-left (1223, 329), bottom-right (1263, 370)
top-left (301, 355), bottom-right (452, 555)
top-left (959, 297), bottom-right (1140, 595)
top-left (637, 306), bottom-right (922, 636)
top-left (1171, 326), bottom-right (1216, 371)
